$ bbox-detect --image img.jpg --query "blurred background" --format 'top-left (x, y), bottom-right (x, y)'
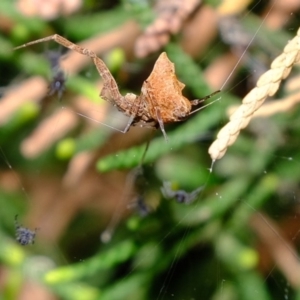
top-left (1, 0), bottom-right (300, 299)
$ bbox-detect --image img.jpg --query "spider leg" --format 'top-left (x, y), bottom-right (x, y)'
top-left (189, 92), bottom-right (221, 116)
top-left (155, 107), bottom-right (169, 142)
top-left (184, 186), bottom-right (203, 203)
top-left (190, 90), bottom-right (221, 106)
top-left (190, 99), bottom-right (205, 106)
top-left (75, 112), bottom-right (135, 134)
top-left (14, 34), bottom-right (123, 105)
top-left (123, 115), bottom-right (135, 133)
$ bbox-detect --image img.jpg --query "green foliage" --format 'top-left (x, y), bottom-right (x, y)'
top-left (1, 1), bottom-right (300, 299)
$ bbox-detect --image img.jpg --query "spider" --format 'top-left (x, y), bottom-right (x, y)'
top-left (44, 49), bottom-right (67, 100)
top-left (128, 195), bottom-right (152, 217)
top-left (14, 34), bottom-right (219, 140)
top-left (14, 215), bottom-right (37, 246)
top-left (161, 182), bottom-right (203, 204)
top-left (48, 68), bottom-right (66, 100)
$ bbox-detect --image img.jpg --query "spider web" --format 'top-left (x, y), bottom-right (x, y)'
top-left (1, 1), bottom-right (300, 299)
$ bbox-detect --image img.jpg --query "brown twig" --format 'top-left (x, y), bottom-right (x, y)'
top-left (250, 213), bottom-right (300, 288)
top-left (134, 0), bottom-right (201, 58)
top-left (20, 108), bottom-right (78, 158)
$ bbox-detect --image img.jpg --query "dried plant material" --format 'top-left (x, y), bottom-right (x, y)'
top-left (21, 108), bottom-right (78, 158)
top-left (218, 16), bottom-right (268, 85)
top-left (16, 0), bottom-right (82, 20)
top-left (101, 167), bottom-right (143, 243)
top-left (219, 16), bottom-right (254, 52)
top-left (208, 27), bottom-right (300, 161)
top-left (263, 0), bottom-right (300, 30)
top-left (72, 92), bottom-right (107, 127)
top-left (217, 0), bottom-right (253, 16)
top-left (15, 35), bottom-right (218, 141)
top-left (205, 52), bottom-right (240, 90)
top-left (250, 213), bottom-right (300, 288)
top-left (180, 5), bottom-right (218, 57)
top-left (227, 90), bottom-right (300, 118)
top-left (19, 279), bottom-right (57, 300)
top-left (62, 151), bottom-right (95, 188)
top-left (0, 77), bottom-right (48, 126)
top-left (135, 0), bottom-right (201, 58)
top-left (0, 170), bottom-right (22, 192)
top-left (285, 74), bottom-right (300, 92)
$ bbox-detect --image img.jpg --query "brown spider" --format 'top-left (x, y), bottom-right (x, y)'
top-left (14, 34), bottom-right (219, 140)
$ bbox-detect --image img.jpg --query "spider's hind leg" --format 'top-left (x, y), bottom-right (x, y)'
top-left (155, 107), bottom-right (168, 142)
top-left (123, 115), bottom-right (135, 133)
